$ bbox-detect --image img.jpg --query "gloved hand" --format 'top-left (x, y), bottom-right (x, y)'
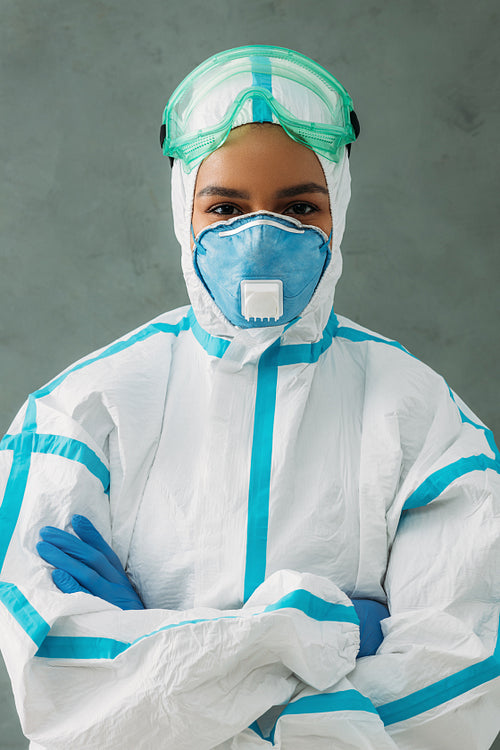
top-left (37, 514), bottom-right (144, 610)
top-left (352, 597), bottom-right (389, 657)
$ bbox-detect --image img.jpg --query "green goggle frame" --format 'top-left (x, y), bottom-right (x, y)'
top-left (160, 45), bottom-right (359, 172)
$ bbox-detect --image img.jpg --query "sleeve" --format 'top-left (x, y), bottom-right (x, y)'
top-left (218, 381), bottom-right (500, 750)
top-left (348, 383), bottom-right (500, 749)
top-left (0, 395), bottom-right (361, 750)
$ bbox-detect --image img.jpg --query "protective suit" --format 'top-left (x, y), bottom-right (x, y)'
top-left (1, 46), bottom-right (499, 750)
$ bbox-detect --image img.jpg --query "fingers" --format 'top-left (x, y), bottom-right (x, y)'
top-left (37, 518), bottom-right (145, 610)
top-left (71, 515), bottom-right (127, 577)
top-left (52, 568), bottom-right (91, 595)
top-left (40, 542), bottom-right (143, 609)
top-left (39, 524), bottom-right (128, 586)
top-left (37, 540), bottom-right (106, 596)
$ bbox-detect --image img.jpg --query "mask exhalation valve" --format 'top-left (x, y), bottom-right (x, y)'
top-left (240, 280), bottom-right (283, 322)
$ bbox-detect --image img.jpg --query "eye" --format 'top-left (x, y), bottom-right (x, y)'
top-left (207, 203), bottom-right (243, 217)
top-left (284, 202), bottom-right (318, 217)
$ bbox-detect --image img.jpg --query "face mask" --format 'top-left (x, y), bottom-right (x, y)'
top-left (192, 212), bottom-right (331, 328)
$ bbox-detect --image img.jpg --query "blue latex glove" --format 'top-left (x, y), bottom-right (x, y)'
top-left (37, 514), bottom-right (144, 610)
top-left (352, 598), bottom-right (389, 657)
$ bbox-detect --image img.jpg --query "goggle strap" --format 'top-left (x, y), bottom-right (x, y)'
top-left (346, 110), bottom-right (360, 158)
top-left (350, 110), bottom-right (360, 139)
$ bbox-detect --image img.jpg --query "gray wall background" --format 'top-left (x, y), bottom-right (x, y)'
top-left (1, 1), bottom-right (498, 747)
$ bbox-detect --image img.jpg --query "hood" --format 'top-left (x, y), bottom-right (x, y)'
top-left (170, 144), bottom-right (351, 347)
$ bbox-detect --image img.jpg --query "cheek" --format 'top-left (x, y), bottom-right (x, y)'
top-left (309, 213), bottom-right (332, 242)
top-left (321, 209), bottom-right (333, 244)
top-left (191, 203), bottom-right (217, 242)
top-left (190, 207), bottom-right (204, 251)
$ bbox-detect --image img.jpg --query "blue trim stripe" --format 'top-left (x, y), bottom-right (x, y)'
top-left (0, 582), bottom-right (50, 647)
top-left (0, 432), bottom-right (34, 571)
top-left (448, 388), bottom-right (500, 461)
top-left (277, 308), bottom-right (339, 366)
top-left (263, 589), bottom-right (359, 625)
top-left (243, 342), bottom-right (280, 602)
top-left (269, 690), bottom-right (379, 743)
top-left (0, 435), bottom-right (15, 451)
top-left (243, 310), bottom-right (339, 602)
top-left (336, 325), bottom-right (412, 356)
top-left (33, 434), bottom-right (110, 493)
top-left (485, 429), bottom-right (499, 459)
top-left (187, 307), bottom-right (230, 358)
top-left (22, 395), bottom-right (38, 433)
top-left (280, 689), bottom-right (378, 718)
top-left (37, 635), bottom-right (127, 660)
top-left (334, 327), bottom-right (498, 466)
top-left (130, 614), bottom-right (238, 648)
top-left (336, 326), bottom-right (500, 512)
top-left (0, 315), bottom-right (192, 576)
top-left (187, 307), bottom-right (340, 365)
top-left (32, 316), bottom-right (191, 404)
top-left (378, 617), bottom-right (500, 726)
top-left (0, 433), bottom-right (109, 570)
top-left (403, 454), bottom-right (499, 511)
top-left (251, 56), bottom-right (273, 123)
top-left (34, 587), bottom-right (356, 660)
top-left (2, 433), bottom-right (110, 494)
top-left (400, 387), bottom-right (500, 513)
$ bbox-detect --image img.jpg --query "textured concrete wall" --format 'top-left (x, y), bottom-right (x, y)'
top-left (1, 1), bottom-right (498, 747)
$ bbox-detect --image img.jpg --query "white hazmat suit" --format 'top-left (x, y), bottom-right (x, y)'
top-left (0, 67), bottom-right (499, 750)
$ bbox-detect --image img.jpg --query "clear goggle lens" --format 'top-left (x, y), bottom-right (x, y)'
top-left (161, 45), bottom-right (358, 172)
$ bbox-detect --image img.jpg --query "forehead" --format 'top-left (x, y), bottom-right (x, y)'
top-left (195, 124), bottom-right (327, 189)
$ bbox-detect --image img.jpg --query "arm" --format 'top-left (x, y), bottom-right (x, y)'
top-left (37, 515), bottom-right (388, 658)
top-left (221, 384), bottom-right (500, 749)
top-left (349, 388), bottom-right (500, 749)
top-left (0, 401), bottom-right (360, 750)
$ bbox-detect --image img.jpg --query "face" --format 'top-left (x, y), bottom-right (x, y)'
top-left (191, 124), bottom-right (332, 245)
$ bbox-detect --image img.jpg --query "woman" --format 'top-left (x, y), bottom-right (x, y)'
top-left (0, 45), bottom-right (498, 749)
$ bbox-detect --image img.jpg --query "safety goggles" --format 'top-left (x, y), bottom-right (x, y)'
top-left (160, 45), bottom-right (359, 172)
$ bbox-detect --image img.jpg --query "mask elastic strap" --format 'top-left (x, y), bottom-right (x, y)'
top-left (191, 224), bottom-right (206, 257)
top-left (322, 228), bottom-right (334, 273)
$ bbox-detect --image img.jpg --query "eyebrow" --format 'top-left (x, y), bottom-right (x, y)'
top-left (195, 182), bottom-right (329, 199)
top-left (196, 186), bottom-right (250, 199)
top-left (275, 183), bottom-right (329, 198)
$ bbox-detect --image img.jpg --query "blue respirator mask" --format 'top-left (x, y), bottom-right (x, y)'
top-left (192, 212), bottom-right (332, 328)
